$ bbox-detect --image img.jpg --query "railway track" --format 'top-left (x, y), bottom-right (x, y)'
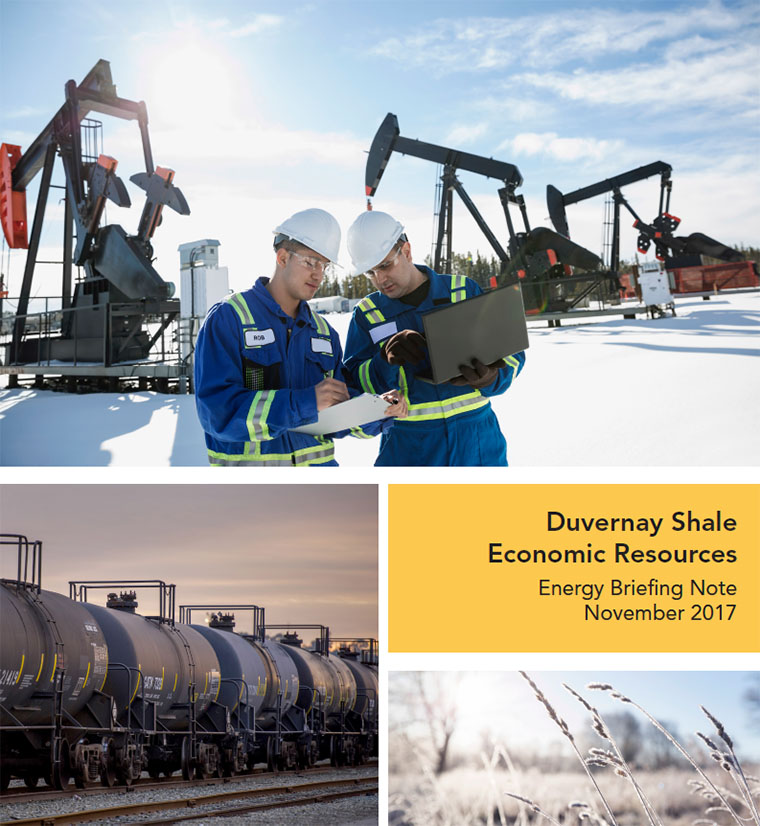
top-left (0, 773), bottom-right (378, 825)
top-left (0, 761), bottom-right (377, 806)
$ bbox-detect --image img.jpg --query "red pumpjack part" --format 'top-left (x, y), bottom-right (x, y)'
top-left (0, 143), bottom-right (29, 248)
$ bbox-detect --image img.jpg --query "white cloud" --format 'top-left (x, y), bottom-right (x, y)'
top-left (445, 123), bottom-right (489, 145)
top-left (503, 132), bottom-right (624, 163)
top-left (228, 14), bottom-right (284, 38)
top-left (518, 42), bottom-right (759, 111)
top-left (369, 1), bottom-right (760, 72)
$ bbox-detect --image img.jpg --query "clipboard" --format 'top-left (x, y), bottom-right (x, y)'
top-left (291, 393), bottom-right (390, 436)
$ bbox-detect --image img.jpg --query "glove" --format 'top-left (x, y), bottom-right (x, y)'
top-left (449, 358), bottom-right (506, 389)
top-left (381, 330), bottom-right (427, 365)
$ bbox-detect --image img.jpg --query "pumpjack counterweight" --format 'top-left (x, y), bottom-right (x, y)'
top-left (0, 59), bottom-right (190, 387)
top-left (364, 112), bottom-right (602, 314)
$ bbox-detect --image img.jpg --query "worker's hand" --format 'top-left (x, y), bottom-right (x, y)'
top-left (381, 391), bottom-right (408, 419)
top-left (314, 377), bottom-right (350, 411)
top-left (449, 358), bottom-right (506, 389)
top-left (381, 330), bottom-right (427, 366)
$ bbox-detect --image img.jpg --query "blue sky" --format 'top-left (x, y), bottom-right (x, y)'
top-left (1, 0), bottom-right (758, 299)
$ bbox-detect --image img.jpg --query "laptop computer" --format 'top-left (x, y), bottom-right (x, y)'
top-left (416, 283), bottom-right (529, 384)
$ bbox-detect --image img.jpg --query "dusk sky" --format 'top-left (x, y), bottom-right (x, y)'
top-left (0, 484), bottom-right (378, 639)
top-left (1, 0), bottom-right (757, 306)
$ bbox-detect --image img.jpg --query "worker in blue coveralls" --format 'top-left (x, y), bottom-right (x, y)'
top-left (343, 210), bottom-right (525, 467)
top-left (194, 208), bottom-right (406, 466)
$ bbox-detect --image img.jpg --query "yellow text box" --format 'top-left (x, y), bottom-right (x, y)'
top-left (389, 484), bottom-right (759, 652)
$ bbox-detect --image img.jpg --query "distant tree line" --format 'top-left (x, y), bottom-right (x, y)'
top-left (313, 244), bottom-right (758, 300)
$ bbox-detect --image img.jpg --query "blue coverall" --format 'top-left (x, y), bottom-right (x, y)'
top-left (343, 266), bottom-right (525, 467)
top-left (194, 277), bottom-right (380, 466)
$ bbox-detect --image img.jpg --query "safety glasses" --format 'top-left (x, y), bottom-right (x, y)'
top-left (367, 245), bottom-right (403, 279)
top-left (289, 250), bottom-right (335, 277)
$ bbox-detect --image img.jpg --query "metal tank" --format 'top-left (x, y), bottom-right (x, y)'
top-left (190, 614), bottom-right (299, 724)
top-left (271, 632), bottom-right (357, 718)
top-left (0, 583), bottom-right (108, 725)
top-left (337, 651), bottom-right (378, 726)
top-left (85, 594), bottom-right (220, 729)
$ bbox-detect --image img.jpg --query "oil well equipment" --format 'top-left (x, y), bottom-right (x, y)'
top-left (0, 60), bottom-right (191, 391)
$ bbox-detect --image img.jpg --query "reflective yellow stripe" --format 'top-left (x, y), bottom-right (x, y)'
top-left (82, 661), bottom-right (90, 689)
top-left (130, 666), bottom-right (142, 704)
top-left (405, 392), bottom-right (489, 422)
top-left (173, 673), bottom-right (178, 692)
top-left (359, 297), bottom-right (386, 325)
top-left (15, 654), bottom-right (24, 684)
top-left (245, 390), bottom-right (276, 441)
top-left (160, 667), bottom-right (165, 690)
top-left (505, 355), bottom-right (519, 369)
top-left (226, 292), bottom-right (255, 326)
top-left (36, 654), bottom-right (44, 682)
top-left (204, 673), bottom-right (208, 694)
top-left (451, 274), bottom-right (467, 303)
top-left (50, 654), bottom-right (57, 683)
top-left (208, 442), bottom-right (335, 466)
top-left (310, 308), bottom-right (331, 336)
top-left (350, 426), bottom-right (375, 439)
top-left (214, 671), bottom-right (221, 701)
top-left (358, 359), bottom-right (377, 394)
top-left (398, 366), bottom-right (409, 400)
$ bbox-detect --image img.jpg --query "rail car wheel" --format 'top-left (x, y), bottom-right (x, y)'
top-left (24, 774), bottom-right (40, 788)
top-left (115, 746), bottom-right (138, 787)
top-left (52, 740), bottom-right (72, 790)
top-left (266, 738), bottom-right (277, 772)
top-left (181, 736), bottom-right (193, 781)
top-left (330, 737), bottom-right (345, 768)
top-left (100, 739), bottom-right (117, 788)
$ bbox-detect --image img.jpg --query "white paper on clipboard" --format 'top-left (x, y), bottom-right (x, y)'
top-left (290, 393), bottom-right (390, 436)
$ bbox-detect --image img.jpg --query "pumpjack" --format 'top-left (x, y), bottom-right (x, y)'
top-left (364, 113), bottom-right (604, 314)
top-left (0, 60), bottom-right (190, 389)
top-left (547, 162), bottom-right (742, 269)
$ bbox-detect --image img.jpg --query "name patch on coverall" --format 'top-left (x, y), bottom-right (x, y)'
top-left (311, 338), bottom-right (333, 355)
top-left (245, 328), bottom-right (275, 347)
top-left (370, 321), bottom-right (398, 344)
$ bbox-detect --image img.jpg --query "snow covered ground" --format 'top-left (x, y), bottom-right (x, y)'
top-left (1, 291), bottom-right (758, 467)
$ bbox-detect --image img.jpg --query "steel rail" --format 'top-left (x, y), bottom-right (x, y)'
top-left (0, 776), bottom-right (378, 825)
top-left (0, 761), bottom-right (377, 805)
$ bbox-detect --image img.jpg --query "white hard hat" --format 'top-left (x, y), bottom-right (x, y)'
top-left (347, 210), bottom-right (405, 276)
top-left (273, 208), bottom-right (341, 264)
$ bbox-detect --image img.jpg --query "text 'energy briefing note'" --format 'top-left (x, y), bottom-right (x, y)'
top-left (388, 484), bottom-right (760, 652)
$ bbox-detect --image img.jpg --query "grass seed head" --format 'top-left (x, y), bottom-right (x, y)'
top-left (697, 731), bottom-right (720, 750)
top-left (701, 706), bottom-right (734, 749)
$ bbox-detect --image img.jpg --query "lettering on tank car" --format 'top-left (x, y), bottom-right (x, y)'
top-left (0, 668), bottom-right (21, 686)
top-left (143, 672), bottom-right (165, 699)
top-left (18, 673), bottom-right (34, 690)
top-left (83, 623), bottom-right (99, 633)
top-left (70, 676), bottom-right (85, 699)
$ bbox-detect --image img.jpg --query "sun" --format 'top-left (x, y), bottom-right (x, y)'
top-left (136, 31), bottom-right (241, 129)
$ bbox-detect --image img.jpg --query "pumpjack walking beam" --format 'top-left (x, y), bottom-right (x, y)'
top-left (365, 113), bottom-right (600, 282)
top-left (1, 59), bottom-right (189, 376)
top-left (366, 113), bottom-right (521, 273)
top-left (547, 161), bottom-right (742, 268)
